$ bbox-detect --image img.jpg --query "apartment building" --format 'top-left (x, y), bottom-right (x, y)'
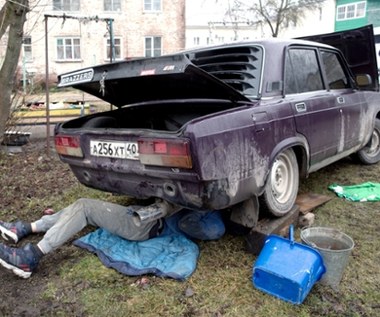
top-left (0, 0), bottom-right (185, 86)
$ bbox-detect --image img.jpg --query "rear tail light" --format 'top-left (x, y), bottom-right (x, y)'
top-left (55, 135), bottom-right (83, 157)
top-left (138, 138), bottom-right (192, 169)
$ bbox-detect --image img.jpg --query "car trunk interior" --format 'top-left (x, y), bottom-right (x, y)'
top-left (59, 100), bottom-right (238, 132)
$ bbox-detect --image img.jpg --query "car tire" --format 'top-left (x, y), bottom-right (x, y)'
top-left (354, 118), bottom-right (380, 165)
top-left (260, 148), bottom-right (299, 217)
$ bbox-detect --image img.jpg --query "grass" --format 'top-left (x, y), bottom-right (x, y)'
top-left (49, 159), bottom-right (380, 316)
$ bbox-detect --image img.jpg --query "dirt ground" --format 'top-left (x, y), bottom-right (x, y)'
top-left (0, 140), bottom-right (87, 316)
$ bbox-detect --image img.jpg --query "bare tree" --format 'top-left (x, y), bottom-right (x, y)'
top-left (0, 0), bottom-right (29, 142)
top-left (226, 0), bottom-right (326, 37)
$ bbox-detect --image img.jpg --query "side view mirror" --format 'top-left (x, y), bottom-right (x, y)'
top-left (355, 74), bottom-right (372, 87)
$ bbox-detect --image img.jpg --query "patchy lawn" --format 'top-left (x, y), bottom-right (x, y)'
top-left (0, 139), bottom-right (379, 317)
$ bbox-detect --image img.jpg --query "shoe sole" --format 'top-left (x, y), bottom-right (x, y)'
top-left (0, 257), bottom-right (31, 278)
top-left (0, 226), bottom-right (18, 244)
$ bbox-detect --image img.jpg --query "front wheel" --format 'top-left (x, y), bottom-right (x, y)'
top-left (260, 148), bottom-right (299, 217)
top-left (354, 118), bottom-right (380, 165)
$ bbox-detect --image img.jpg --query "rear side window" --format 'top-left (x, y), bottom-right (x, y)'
top-left (285, 48), bottom-right (324, 94)
top-left (320, 50), bottom-right (350, 89)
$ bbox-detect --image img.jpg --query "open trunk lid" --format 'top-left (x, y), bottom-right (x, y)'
top-left (57, 54), bottom-right (251, 107)
top-left (299, 25), bottom-right (379, 91)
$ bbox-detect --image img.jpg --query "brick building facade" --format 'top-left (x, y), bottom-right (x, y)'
top-left (0, 0), bottom-right (185, 86)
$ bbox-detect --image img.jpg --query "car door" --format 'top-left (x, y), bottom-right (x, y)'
top-left (285, 47), bottom-right (342, 167)
top-left (298, 25), bottom-right (379, 92)
top-left (319, 49), bottom-right (369, 152)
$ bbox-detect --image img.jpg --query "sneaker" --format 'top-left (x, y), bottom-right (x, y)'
top-left (0, 220), bottom-right (31, 244)
top-left (0, 243), bottom-right (41, 278)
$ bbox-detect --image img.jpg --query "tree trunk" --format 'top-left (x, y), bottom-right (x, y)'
top-left (0, 0), bottom-right (29, 141)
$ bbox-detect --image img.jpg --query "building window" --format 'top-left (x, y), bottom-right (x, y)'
top-left (106, 37), bottom-right (122, 60)
top-left (104, 0), bottom-right (121, 11)
top-left (193, 37), bottom-right (200, 46)
top-left (336, 1), bottom-right (366, 21)
top-left (144, 0), bottom-right (161, 11)
top-left (56, 38), bottom-right (81, 60)
top-left (356, 1), bottom-right (366, 17)
top-left (53, 0), bottom-right (80, 11)
top-left (145, 36), bottom-right (162, 57)
top-left (23, 36), bottom-right (32, 62)
top-left (346, 4), bottom-right (355, 19)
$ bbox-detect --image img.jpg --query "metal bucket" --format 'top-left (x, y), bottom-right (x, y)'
top-left (300, 227), bottom-right (354, 290)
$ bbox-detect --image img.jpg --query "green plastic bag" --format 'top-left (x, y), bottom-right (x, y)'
top-left (329, 182), bottom-right (380, 202)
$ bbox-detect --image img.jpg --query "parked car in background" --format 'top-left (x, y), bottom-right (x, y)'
top-left (54, 26), bottom-right (380, 229)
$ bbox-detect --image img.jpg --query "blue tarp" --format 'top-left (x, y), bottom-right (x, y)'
top-left (73, 228), bottom-right (199, 280)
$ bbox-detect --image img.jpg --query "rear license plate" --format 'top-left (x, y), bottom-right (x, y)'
top-left (90, 140), bottom-right (139, 160)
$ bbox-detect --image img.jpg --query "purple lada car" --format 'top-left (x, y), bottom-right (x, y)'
top-left (54, 25), bottom-right (380, 229)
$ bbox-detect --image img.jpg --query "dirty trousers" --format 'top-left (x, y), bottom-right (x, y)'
top-left (34, 198), bottom-right (157, 254)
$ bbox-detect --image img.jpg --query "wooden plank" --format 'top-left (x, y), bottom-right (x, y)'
top-left (245, 205), bottom-right (300, 255)
top-left (296, 192), bottom-right (332, 214)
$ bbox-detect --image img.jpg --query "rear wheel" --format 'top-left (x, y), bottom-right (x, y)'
top-left (260, 148), bottom-right (299, 217)
top-left (354, 118), bottom-right (380, 165)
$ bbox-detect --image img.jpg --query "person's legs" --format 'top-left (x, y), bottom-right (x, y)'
top-left (0, 207), bottom-right (67, 244)
top-left (36, 198), bottom-right (158, 254)
top-left (0, 198), bottom-right (159, 278)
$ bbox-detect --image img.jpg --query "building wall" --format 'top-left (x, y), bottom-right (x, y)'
top-left (335, 0), bottom-right (380, 31)
top-left (335, 0), bottom-right (367, 31)
top-left (366, 0), bottom-right (380, 27)
top-left (0, 0), bottom-right (185, 84)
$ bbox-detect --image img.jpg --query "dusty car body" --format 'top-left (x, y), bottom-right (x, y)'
top-left (54, 26), bottom-right (380, 227)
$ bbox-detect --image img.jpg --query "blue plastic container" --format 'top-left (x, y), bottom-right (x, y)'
top-left (252, 225), bottom-right (325, 304)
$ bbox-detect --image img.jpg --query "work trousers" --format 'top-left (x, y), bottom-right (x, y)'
top-left (34, 198), bottom-right (157, 254)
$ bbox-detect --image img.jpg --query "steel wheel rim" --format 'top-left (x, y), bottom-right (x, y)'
top-left (365, 129), bottom-right (380, 158)
top-left (270, 153), bottom-right (295, 204)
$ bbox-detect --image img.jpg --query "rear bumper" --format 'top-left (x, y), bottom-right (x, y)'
top-left (69, 165), bottom-right (257, 210)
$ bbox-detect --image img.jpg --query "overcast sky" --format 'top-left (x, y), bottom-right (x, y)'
top-left (186, 0), bottom-right (230, 25)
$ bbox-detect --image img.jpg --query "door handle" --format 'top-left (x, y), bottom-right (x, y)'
top-left (337, 96), bottom-right (345, 104)
top-left (295, 102), bottom-right (306, 112)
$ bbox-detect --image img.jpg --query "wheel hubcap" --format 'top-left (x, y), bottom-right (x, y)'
top-left (270, 154), bottom-right (293, 204)
top-left (365, 129), bottom-right (380, 157)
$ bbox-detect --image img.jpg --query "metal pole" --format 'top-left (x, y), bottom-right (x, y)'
top-left (108, 19), bottom-right (114, 111)
top-left (109, 19), bottom-right (115, 63)
top-left (44, 16), bottom-right (50, 155)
